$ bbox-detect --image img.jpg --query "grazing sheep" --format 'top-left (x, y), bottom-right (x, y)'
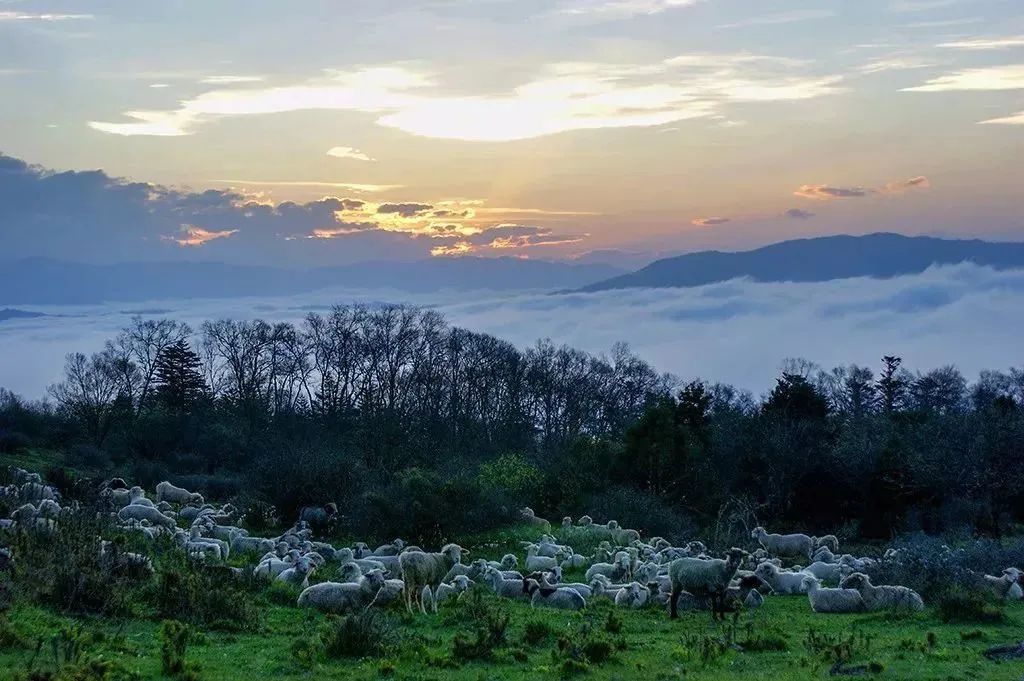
top-left (668, 548), bottom-right (746, 619)
top-left (399, 544), bottom-right (468, 614)
top-left (155, 481), bottom-right (204, 506)
top-left (118, 504), bottom-right (176, 531)
top-left (802, 575), bottom-right (865, 613)
top-left (297, 570), bottom-right (386, 614)
top-left (753, 563), bottom-right (810, 595)
top-left (614, 582), bottom-right (651, 609)
top-left (840, 573), bottom-right (924, 612)
top-left (751, 527), bottom-right (813, 560)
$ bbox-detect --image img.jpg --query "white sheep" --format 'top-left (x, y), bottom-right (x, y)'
top-left (751, 527), bottom-right (813, 560)
top-left (753, 562), bottom-right (810, 595)
top-left (802, 561), bottom-right (846, 583)
top-left (839, 573), bottom-right (924, 612)
top-left (802, 575), bottom-right (865, 613)
top-left (277, 557), bottom-right (316, 589)
top-left (431, 575), bottom-right (473, 611)
top-left (483, 566), bottom-right (535, 601)
top-left (372, 539), bottom-right (406, 556)
top-left (614, 582), bottom-right (650, 609)
top-left (297, 570), bottom-right (386, 614)
top-left (668, 548), bottom-right (746, 618)
top-left (399, 544), bottom-right (468, 614)
top-left (155, 481), bottom-right (204, 506)
top-left (519, 507), bottom-right (551, 531)
top-left (531, 584), bottom-right (586, 611)
top-left (118, 504), bottom-right (176, 531)
top-left (231, 535), bottom-right (275, 556)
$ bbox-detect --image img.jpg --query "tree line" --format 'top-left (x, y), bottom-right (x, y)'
top-left (2, 307), bottom-right (1022, 544)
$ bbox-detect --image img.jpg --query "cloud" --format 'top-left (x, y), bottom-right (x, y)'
top-left (326, 146), bottom-right (375, 162)
top-left (890, 0), bottom-right (960, 11)
top-left (783, 208), bottom-right (815, 220)
top-left (4, 264), bottom-right (1024, 399)
top-left (794, 185), bottom-right (873, 200)
top-left (377, 202), bottom-right (433, 218)
top-left (430, 225), bottom-right (586, 256)
top-left (718, 10), bottom-right (834, 29)
top-left (903, 65), bottom-right (1024, 92)
top-left (938, 36), bottom-right (1024, 50)
top-left (795, 176), bottom-right (931, 201)
top-left (199, 75), bottom-right (265, 84)
top-left (88, 57), bottom-right (843, 142)
top-left (858, 57), bottom-right (937, 75)
top-left (0, 11), bottom-right (92, 21)
top-left (555, 0), bottom-right (699, 20)
top-left (885, 176), bottom-right (931, 193)
top-left (692, 217), bottom-right (730, 227)
top-left (164, 225), bottom-right (239, 247)
top-left (209, 179), bottom-right (401, 193)
top-left (981, 111), bottom-right (1024, 125)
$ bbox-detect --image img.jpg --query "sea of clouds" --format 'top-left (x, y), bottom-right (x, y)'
top-left (1, 263), bottom-right (1022, 399)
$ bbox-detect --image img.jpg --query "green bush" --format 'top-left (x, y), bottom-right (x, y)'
top-left (150, 564), bottom-right (261, 632)
top-left (523, 619), bottom-right (553, 646)
top-left (321, 611), bottom-right (396, 659)
top-left (936, 587), bottom-right (1004, 623)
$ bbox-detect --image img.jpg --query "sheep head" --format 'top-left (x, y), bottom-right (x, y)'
top-left (839, 572), bottom-right (868, 591)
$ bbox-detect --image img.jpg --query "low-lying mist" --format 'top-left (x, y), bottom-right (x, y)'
top-left (1, 262), bottom-right (1022, 398)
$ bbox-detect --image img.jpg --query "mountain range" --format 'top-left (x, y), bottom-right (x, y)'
top-left (577, 233), bottom-right (1024, 292)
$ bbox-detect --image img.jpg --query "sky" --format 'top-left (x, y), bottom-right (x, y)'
top-left (1, 0), bottom-right (1023, 267)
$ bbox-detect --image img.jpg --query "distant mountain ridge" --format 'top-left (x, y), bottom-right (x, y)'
top-left (0, 257), bottom-right (623, 305)
top-left (577, 233), bottom-right (1024, 292)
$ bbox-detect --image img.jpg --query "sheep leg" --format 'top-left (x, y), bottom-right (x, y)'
top-left (670, 585), bottom-right (681, 619)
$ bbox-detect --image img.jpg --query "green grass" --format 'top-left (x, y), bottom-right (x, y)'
top-left (3, 522), bottom-right (1024, 680)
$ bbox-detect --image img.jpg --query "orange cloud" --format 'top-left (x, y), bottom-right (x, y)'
top-left (164, 224), bottom-right (238, 247)
top-left (692, 216), bottom-right (731, 226)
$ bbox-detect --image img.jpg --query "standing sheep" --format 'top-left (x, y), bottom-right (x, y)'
top-left (668, 548), bottom-right (745, 619)
top-left (751, 527), bottom-right (813, 560)
top-left (399, 544), bottom-right (468, 614)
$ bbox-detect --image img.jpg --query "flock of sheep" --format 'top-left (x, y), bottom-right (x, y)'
top-left (3, 467), bottom-right (1024, 624)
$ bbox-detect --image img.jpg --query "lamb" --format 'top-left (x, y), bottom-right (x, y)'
top-left (668, 548), bottom-right (746, 619)
top-left (753, 562), bottom-right (810, 595)
top-left (368, 578), bottom-right (406, 608)
top-left (585, 552), bottom-right (630, 583)
top-left (277, 557), bottom-right (316, 589)
top-left (118, 503), bottom-right (176, 531)
top-left (399, 544), bottom-right (468, 613)
top-left (297, 570), bottom-right (386, 614)
top-left (525, 546), bottom-right (563, 573)
top-left (483, 566), bottom-right (535, 601)
top-left (431, 575), bottom-right (473, 611)
top-left (444, 560), bottom-right (485, 583)
top-left (155, 481), bottom-right (204, 506)
top-left (721, 575), bottom-right (771, 613)
top-left (255, 550), bottom-right (301, 580)
top-left (839, 573), bottom-right (924, 612)
top-left (802, 575), bottom-right (866, 613)
top-left (751, 527), bottom-right (813, 560)
top-left (614, 582), bottom-right (651, 609)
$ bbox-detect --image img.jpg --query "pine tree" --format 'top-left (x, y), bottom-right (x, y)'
top-left (153, 339), bottom-right (208, 413)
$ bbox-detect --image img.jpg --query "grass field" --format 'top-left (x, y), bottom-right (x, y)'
top-left (3, 523), bottom-right (1024, 680)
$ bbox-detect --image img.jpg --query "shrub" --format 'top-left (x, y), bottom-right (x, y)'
top-left (0, 429), bottom-right (31, 453)
top-left (523, 619), bottom-right (553, 646)
top-left (65, 444), bottom-right (111, 470)
top-left (159, 620), bottom-right (193, 677)
top-left (150, 563), bottom-right (261, 632)
top-left (321, 611), bottom-right (396, 659)
top-left (935, 587), bottom-right (1004, 624)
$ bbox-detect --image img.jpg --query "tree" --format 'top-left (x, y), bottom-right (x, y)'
top-left (877, 356), bottom-right (909, 415)
top-left (153, 339), bottom-right (208, 413)
top-left (763, 373), bottom-right (829, 420)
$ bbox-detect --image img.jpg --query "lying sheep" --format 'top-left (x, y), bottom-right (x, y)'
top-left (372, 539), bottom-right (405, 556)
top-left (297, 570), bottom-right (386, 614)
top-left (668, 548), bottom-right (745, 619)
top-left (585, 553), bottom-right (630, 583)
top-left (802, 575), bottom-right (865, 613)
top-left (751, 527), bottom-right (813, 561)
top-left (278, 557), bottom-right (316, 589)
top-left (802, 561), bottom-right (846, 583)
top-left (753, 562), bottom-right (810, 595)
top-left (839, 573), bottom-right (924, 612)
top-left (614, 582), bottom-right (651, 609)
top-left (531, 582), bottom-right (586, 611)
top-left (231, 535), bottom-right (275, 556)
top-left (156, 481), bottom-right (204, 506)
top-left (483, 566), bottom-right (535, 601)
top-left (399, 544), bottom-right (468, 614)
top-left (813, 535), bottom-right (840, 554)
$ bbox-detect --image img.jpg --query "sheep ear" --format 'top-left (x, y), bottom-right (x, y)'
top-left (462, 549), bottom-right (470, 555)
